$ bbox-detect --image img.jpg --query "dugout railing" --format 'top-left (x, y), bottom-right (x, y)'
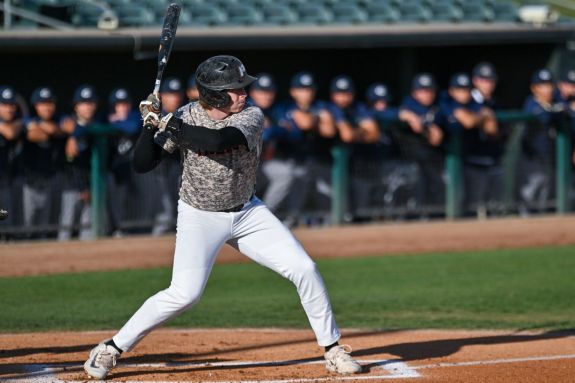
top-left (0, 112), bottom-right (572, 240)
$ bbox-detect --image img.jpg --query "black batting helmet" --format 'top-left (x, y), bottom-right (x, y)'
top-left (195, 55), bottom-right (257, 108)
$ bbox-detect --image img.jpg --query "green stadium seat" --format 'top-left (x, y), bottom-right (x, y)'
top-left (106, 0), bottom-right (132, 7)
top-left (461, 3), bottom-right (494, 22)
top-left (179, 3), bottom-right (227, 27)
top-left (295, 3), bottom-right (333, 25)
top-left (398, 3), bottom-right (432, 23)
top-left (366, 2), bottom-right (400, 23)
top-left (71, 3), bottom-right (104, 27)
top-left (224, 4), bottom-right (264, 26)
top-left (429, 3), bottom-right (463, 22)
top-left (331, 3), bottom-right (368, 24)
top-left (116, 4), bottom-right (155, 27)
top-left (492, 1), bottom-right (518, 22)
top-left (260, 4), bottom-right (299, 25)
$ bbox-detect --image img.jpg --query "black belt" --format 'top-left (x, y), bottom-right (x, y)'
top-left (218, 195), bottom-right (254, 213)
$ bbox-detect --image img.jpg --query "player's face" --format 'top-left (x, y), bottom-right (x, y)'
top-left (35, 101), bottom-right (56, 120)
top-left (449, 87), bottom-right (472, 104)
top-left (113, 101), bottom-right (131, 117)
top-left (187, 87), bottom-right (199, 102)
top-left (226, 88), bottom-right (247, 114)
top-left (75, 101), bottom-right (97, 121)
top-left (331, 91), bottom-right (354, 109)
top-left (0, 103), bottom-right (17, 121)
top-left (412, 89), bottom-right (436, 106)
top-left (473, 77), bottom-right (497, 98)
top-left (558, 82), bottom-right (575, 99)
top-left (372, 100), bottom-right (388, 111)
top-left (249, 89), bottom-right (276, 110)
top-left (290, 87), bottom-right (316, 107)
top-left (531, 83), bottom-right (554, 103)
top-left (161, 92), bottom-right (183, 113)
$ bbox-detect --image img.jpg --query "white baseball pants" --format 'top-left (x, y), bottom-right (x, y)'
top-left (113, 197), bottom-right (341, 351)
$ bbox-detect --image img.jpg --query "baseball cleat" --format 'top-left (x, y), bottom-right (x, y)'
top-left (324, 345), bottom-right (362, 374)
top-left (84, 341), bottom-right (120, 379)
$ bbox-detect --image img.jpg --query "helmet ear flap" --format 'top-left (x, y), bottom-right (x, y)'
top-left (198, 84), bottom-right (231, 108)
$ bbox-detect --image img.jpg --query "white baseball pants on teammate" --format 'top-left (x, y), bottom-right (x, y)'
top-left (113, 197), bottom-right (341, 351)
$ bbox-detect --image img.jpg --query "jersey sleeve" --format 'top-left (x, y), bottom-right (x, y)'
top-left (229, 106), bottom-right (264, 152)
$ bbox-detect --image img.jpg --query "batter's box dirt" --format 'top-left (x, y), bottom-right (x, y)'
top-left (1, 329), bottom-right (574, 382)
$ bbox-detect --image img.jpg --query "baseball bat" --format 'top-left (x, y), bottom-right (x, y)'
top-left (152, 3), bottom-right (181, 101)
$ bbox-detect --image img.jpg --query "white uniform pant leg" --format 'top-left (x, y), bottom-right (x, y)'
top-left (230, 199), bottom-right (340, 347)
top-left (113, 200), bottom-right (231, 351)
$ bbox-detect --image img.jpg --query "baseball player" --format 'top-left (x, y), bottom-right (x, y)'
top-left (57, 84), bottom-right (99, 241)
top-left (326, 75), bottom-right (380, 220)
top-left (83, 55), bottom-right (361, 379)
top-left (0, 86), bottom-right (23, 230)
top-left (439, 73), bottom-right (498, 217)
top-left (107, 87), bottom-right (141, 236)
top-left (186, 74), bottom-right (199, 102)
top-left (21, 87), bottom-right (60, 235)
top-left (398, 73), bottom-right (445, 214)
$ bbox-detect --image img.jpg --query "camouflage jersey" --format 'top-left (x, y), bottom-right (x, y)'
top-left (154, 101), bottom-right (264, 211)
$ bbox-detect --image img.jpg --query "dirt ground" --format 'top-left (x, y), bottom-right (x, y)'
top-left (1, 215), bottom-right (575, 382)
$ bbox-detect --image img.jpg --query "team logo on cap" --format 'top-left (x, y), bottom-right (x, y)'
top-left (39, 88), bottom-right (51, 98)
top-left (374, 85), bottom-right (387, 97)
top-left (419, 75), bottom-right (432, 87)
top-left (116, 89), bottom-right (128, 99)
top-left (81, 88), bottom-right (92, 99)
top-left (539, 70), bottom-right (551, 80)
top-left (336, 78), bottom-right (350, 90)
top-left (238, 64), bottom-right (246, 78)
top-left (300, 74), bottom-right (313, 86)
top-left (568, 70), bottom-right (575, 82)
top-left (2, 88), bottom-right (13, 100)
top-left (169, 79), bottom-right (181, 90)
top-left (259, 76), bottom-right (271, 87)
top-left (480, 67), bottom-right (492, 77)
top-left (457, 75), bottom-right (470, 86)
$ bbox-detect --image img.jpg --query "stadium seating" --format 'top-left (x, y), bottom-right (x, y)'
top-left (7, 0), bottom-right (569, 28)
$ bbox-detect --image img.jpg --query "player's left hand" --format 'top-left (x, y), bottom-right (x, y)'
top-left (139, 94), bottom-right (161, 127)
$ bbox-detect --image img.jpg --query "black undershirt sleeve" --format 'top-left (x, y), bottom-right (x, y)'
top-left (132, 126), bottom-right (163, 173)
top-left (178, 124), bottom-right (248, 152)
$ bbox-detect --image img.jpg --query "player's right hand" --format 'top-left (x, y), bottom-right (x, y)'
top-left (139, 93), bottom-right (161, 127)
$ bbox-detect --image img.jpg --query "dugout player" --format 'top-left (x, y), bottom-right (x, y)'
top-left (439, 73), bottom-right (499, 218)
top-left (186, 74), bottom-right (199, 102)
top-left (107, 87), bottom-right (141, 236)
top-left (0, 86), bottom-right (23, 229)
top-left (520, 69), bottom-right (567, 214)
top-left (21, 87), bottom-right (60, 234)
top-left (327, 75), bottom-right (380, 220)
top-left (398, 73), bottom-right (445, 215)
top-left (57, 84), bottom-right (99, 241)
top-left (84, 55), bottom-right (361, 378)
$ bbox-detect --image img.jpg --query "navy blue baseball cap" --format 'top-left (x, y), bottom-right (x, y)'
top-left (531, 69), bottom-right (553, 84)
top-left (330, 75), bottom-right (355, 93)
top-left (449, 73), bottom-right (472, 89)
top-left (187, 74), bottom-right (197, 89)
top-left (472, 62), bottom-right (498, 81)
top-left (559, 69), bottom-right (575, 84)
top-left (250, 73), bottom-right (276, 92)
top-left (0, 86), bottom-right (16, 104)
top-left (366, 83), bottom-right (390, 102)
top-left (109, 87), bottom-right (132, 105)
top-left (73, 84), bottom-right (98, 103)
top-left (411, 73), bottom-right (437, 91)
top-left (31, 86), bottom-right (56, 104)
top-left (290, 71), bottom-right (316, 89)
top-left (160, 77), bottom-right (183, 93)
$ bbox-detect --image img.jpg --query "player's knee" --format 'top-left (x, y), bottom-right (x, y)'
top-left (289, 258), bottom-right (318, 283)
top-left (168, 283), bottom-right (204, 309)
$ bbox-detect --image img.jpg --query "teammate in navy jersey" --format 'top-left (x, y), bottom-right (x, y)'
top-left (280, 71), bottom-right (337, 226)
top-left (471, 62), bottom-right (501, 110)
top-left (398, 73), bottom-right (445, 214)
top-left (326, 75), bottom-right (380, 220)
top-left (57, 84), bottom-right (100, 240)
top-left (21, 87), bottom-right (60, 234)
top-left (0, 86), bottom-right (23, 230)
top-left (439, 73), bottom-right (498, 218)
top-left (107, 87), bottom-right (141, 236)
top-left (520, 69), bottom-right (568, 214)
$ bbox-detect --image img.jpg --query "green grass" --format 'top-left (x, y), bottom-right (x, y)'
top-left (1, 246), bottom-right (574, 332)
